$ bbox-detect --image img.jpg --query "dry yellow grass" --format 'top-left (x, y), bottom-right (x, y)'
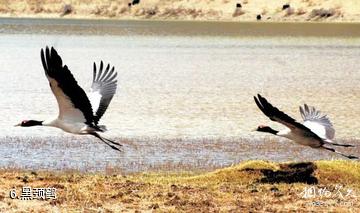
top-left (0, 160), bottom-right (359, 212)
top-left (1, 0), bottom-right (360, 22)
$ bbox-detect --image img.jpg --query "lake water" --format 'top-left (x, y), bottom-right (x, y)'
top-left (0, 18), bottom-right (359, 173)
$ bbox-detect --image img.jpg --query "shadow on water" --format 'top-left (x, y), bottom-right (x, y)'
top-left (0, 136), bottom-right (358, 173)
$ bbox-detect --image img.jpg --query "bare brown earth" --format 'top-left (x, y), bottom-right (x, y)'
top-left (0, 160), bottom-right (359, 212)
top-left (0, 0), bottom-right (360, 22)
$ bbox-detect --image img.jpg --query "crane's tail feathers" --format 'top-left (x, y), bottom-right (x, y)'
top-left (323, 140), bottom-right (355, 147)
top-left (90, 132), bottom-right (122, 152)
top-left (98, 125), bottom-right (108, 132)
top-left (92, 125), bottom-right (107, 132)
top-left (322, 146), bottom-right (359, 160)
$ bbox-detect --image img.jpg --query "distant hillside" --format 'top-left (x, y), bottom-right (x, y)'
top-left (0, 0), bottom-right (360, 22)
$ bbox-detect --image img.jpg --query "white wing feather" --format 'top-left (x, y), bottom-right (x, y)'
top-left (87, 61), bottom-right (117, 124)
top-left (87, 90), bottom-right (102, 114)
top-left (300, 104), bottom-right (335, 139)
top-left (48, 78), bottom-right (87, 123)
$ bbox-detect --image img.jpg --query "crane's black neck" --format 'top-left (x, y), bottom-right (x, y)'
top-left (257, 126), bottom-right (279, 135)
top-left (267, 127), bottom-right (279, 135)
top-left (21, 120), bottom-right (43, 127)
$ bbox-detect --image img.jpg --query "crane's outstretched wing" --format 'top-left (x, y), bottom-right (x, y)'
top-left (299, 104), bottom-right (335, 140)
top-left (254, 94), bottom-right (323, 141)
top-left (87, 61), bottom-right (117, 124)
top-left (41, 46), bottom-right (94, 125)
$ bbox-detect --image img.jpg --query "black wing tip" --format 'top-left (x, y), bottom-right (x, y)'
top-left (41, 46), bottom-right (59, 61)
top-left (93, 61), bottom-right (117, 82)
top-left (95, 61), bottom-right (112, 68)
top-left (41, 45), bottom-right (49, 51)
top-left (254, 94), bottom-right (270, 119)
top-left (40, 46), bottom-right (50, 59)
top-left (254, 95), bottom-right (260, 106)
top-left (254, 93), bottom-right (263, 101)
top-left (254, 94), bottom-right (268, 108)
top-left (255, 94), bottom-right (271, 108)
top-left (100, 61), bottom-right (104, 71)
top-left (41, 46), bottom-right (59, 55)
top-left (257, 93), bottom-right (264, 99)
top-left (50, 46), bottom-right (59, 57)
top-left (41, 46), bottom-right (56, 73)
top-left (41, 46), bottom-right (54, 54)
top-left (257, 94), bottom-right (267, 102)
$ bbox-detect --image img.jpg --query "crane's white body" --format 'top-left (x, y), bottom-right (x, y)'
top-left (277, 128), bottom-right (321, 147)
top-left (42, 118), bottom-right (93, 134)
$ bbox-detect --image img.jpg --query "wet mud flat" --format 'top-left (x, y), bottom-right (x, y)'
top-left (0, 136), bottom-right (358, 173)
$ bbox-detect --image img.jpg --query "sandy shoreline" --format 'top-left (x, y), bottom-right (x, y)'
top-left (1, 0), bottom-right (360, 22)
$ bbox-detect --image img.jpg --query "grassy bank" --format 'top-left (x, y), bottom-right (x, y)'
top-left (0, 0), bottom-right (360, 22)
top-left (0, 160), bottom-right (359, 212)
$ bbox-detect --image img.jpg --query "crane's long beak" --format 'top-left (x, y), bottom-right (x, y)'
top-left (14, 123), bottom-right (21, 127)
top-left (251, 127), bottom-right (257, 132)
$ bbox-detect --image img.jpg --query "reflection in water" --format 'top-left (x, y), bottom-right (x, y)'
top-left (0, 18), bottom-right (359, 172)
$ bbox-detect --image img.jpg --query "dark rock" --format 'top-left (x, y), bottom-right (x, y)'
top-left (149, 203), bottom-right (160, 209)
top-left (132, 0), bottom-right (140, 5)
top-left (60, 4), bottom-right (72, 17)
top-left (22, 176), bottom-right (29, 183)
top-left (310, 8), bottom-right (336, 18)
top-left (282, 4), bottom-right (290, 10)
top-left (250, 188), bottom-right (258, 193)
top-left (270, 186), bottom-right (279, 192)
top-left (170, 184), bottom-right (178, 191)
top-left (111, 192), bottom-right (124, 199)
top-left (167, 192), bottom-right (175, 197)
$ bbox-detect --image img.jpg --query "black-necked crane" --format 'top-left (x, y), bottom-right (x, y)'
top-left (254, 94), bottom-right (358, 159)
top-left (15, 46), bottom-right (122, 151)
